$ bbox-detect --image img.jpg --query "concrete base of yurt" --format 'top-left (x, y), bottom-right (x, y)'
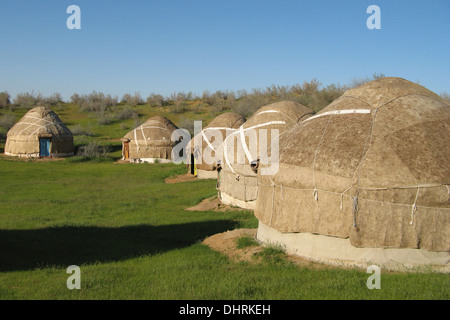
top-left (219, 192), bottom-right (256, 210)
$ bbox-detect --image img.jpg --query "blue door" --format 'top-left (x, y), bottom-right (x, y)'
top-left (39, 139), bottom-right (51, 157)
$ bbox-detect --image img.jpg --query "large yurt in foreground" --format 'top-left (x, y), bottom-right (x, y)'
top-left (218, 101), bottom-right (314, 209)
top-left (4, 107), bottom-right (74, 158)
top-left (187, 112), bottom-right (246, 179)
top-left (255, 77), bottom-right (450, 272)
top-left (121, 116), bottom-right (179, 163)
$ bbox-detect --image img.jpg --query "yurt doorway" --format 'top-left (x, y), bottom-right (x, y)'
top-left (39, 138), bottom-right (51, 157)
top-left (123, 141), bottom-right (130, 160)
top-left (190, 154), bottom-right (196, 175)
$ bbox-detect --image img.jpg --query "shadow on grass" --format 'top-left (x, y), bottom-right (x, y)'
top-left (0, 220), bottom-right (237, 272)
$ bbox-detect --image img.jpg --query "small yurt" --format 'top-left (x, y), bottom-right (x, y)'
top-left (187, 112), bottom-right (246, 179)
top-left (121, 116), bottom-right (179, 163)
top-left (255, 77), bottom-right (450, 272)
top-left (218, 101), bottom-right (314, 209)
top-left (4, 107), bottom-right (74, 158)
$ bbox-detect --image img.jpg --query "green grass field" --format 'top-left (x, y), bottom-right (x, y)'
top-left (0, 158), bottom-right (448, 300)
top-left (0, 104), bottom-right (449, 300)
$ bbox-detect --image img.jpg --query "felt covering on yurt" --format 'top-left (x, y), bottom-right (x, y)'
top-left (255, 78), bottom-right (450, 256)
top-left (121, 115), bottom-right (179, 163)
top-left (218, 100), bottom-right (314, 209)
top-left (4, 107), bottom-right (74, 157)
top-left (187, 112), bottom-right (246, 178)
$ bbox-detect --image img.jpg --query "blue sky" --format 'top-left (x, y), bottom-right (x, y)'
top-left (0, 0), bottom-right (449, 101)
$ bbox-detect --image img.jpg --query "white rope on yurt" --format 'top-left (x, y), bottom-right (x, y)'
top-left (410, 187), bottom-right (420, 225)
top-left (223, 120), bottom-right (286, 174)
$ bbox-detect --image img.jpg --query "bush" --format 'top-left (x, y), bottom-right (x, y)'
top-left (121, 92), bottom-right (143, 106)
top-left (76, 141), bottom-right (111, 161)
top-left (45, 92), bottom-right (64, 106)
top-left (71, 91), bottom-right (118, 112)
top-left (116, 107), bottom-right (138, 120)
top-left (0, 92), bottom-right (11, 108)
top-left (14, 91), bottom-right (44, 109)
top-left (147, 93), bottom-right (165, 107)
top-left (97, 112), bottom-right (114, 125)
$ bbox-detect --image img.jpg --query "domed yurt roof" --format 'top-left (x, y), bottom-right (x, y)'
top-left (255, 77), bottom-right (450, 267)
top-left (218, 100), bottom-right (314, 209)
top-left (123, 115), bottom-right (178, 143)
top-left (223, 100), bottom-right (314, 173)
top-left (122, 115), bottom-right (179, 162)
top-left (204, 112), bottom-right (246, 130)
top-left (7, 107), bottom-right (72, 138)
top-left (5, 106), bottom-right (74, 157)
top-left (187, 112), bottom-right (246, 174)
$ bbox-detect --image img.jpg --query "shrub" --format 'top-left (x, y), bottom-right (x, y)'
top-left (45, 92), bottom-right (63, 106)
top-left (116, 107), bottom-right (138, 120)
top-left (0, 92), bottom-right (11, 108)
top-left (147, 93), bottom-right (165, 107)
top-left (121, 92), bottom-right (144, 106)
top-left (96, 111), bottom-right (114, 125)
top-left (76, 141), bottom-right (111, 160)
top-left (14, 91), bottom-right (44, 109)
top-left (71, 91), bottom-right (118, 112)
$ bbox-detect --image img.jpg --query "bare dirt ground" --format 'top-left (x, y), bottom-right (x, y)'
top-left (164, 172), bottom-right (198, 184)
top-left (202, 228), bottom-right (263, 263)
top-left (185, 195), bottom-right (251, 212)
top-left (201, 228), bottom-right (331, 269)
top-left (187, 195), bottom-right (330, 268)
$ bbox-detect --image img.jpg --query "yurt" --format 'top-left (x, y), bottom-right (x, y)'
top-left (255, 77), bottom-right (450, 272)
top-left (121, 116), bottom-right (179, 163)
top-left (187, 112), bottom-right (246, 179)
top-left (218, 101), bottom-right (314, 209)
top-left (4, 107), bottom-right (74, 158)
